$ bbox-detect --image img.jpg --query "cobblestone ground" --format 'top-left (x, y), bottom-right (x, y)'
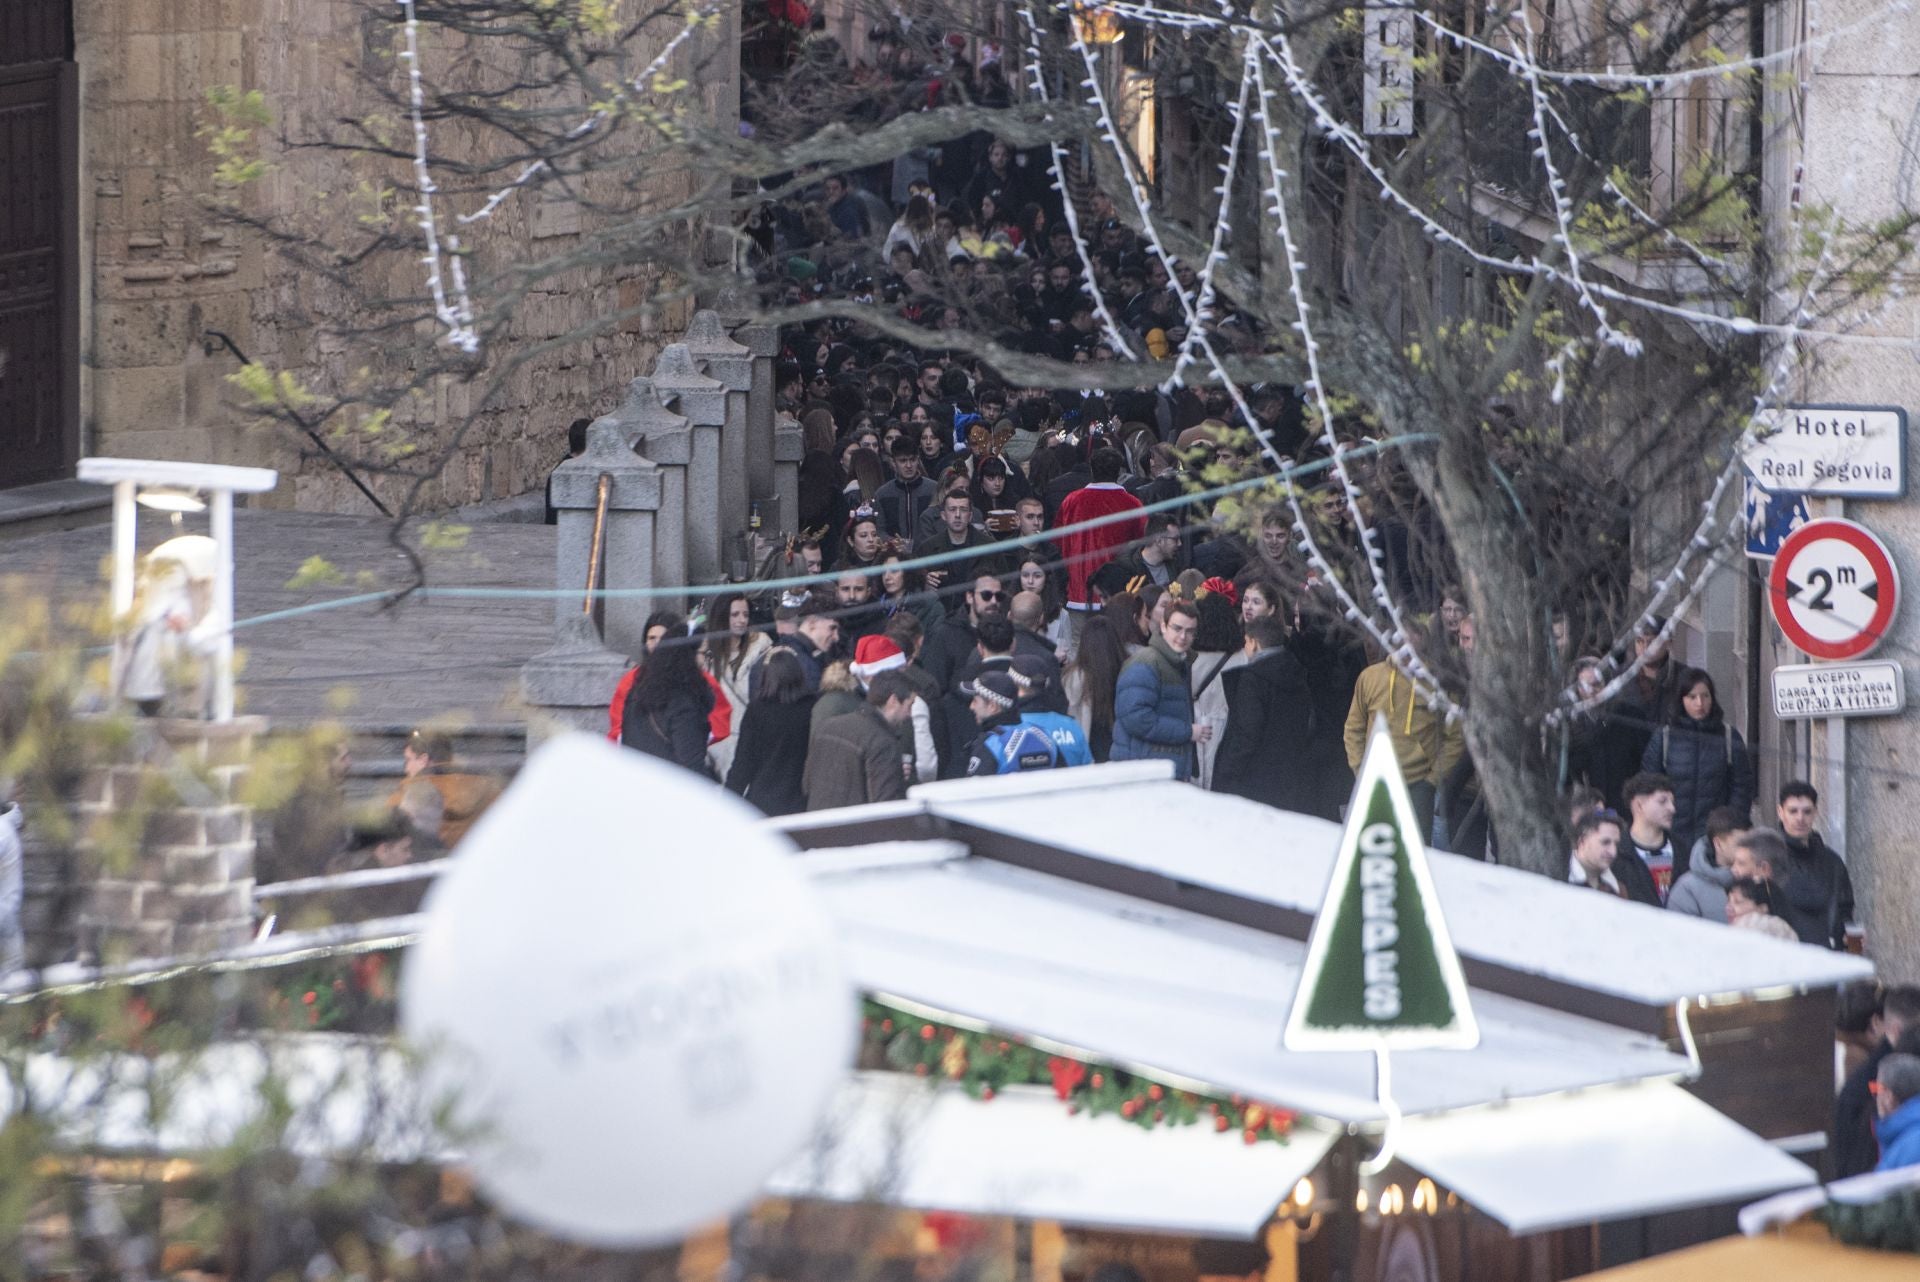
top-left (0, 511), bottom-right (560, 727)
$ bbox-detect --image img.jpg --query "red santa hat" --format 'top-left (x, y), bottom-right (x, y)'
top-left (849, 634), bottom-right (907, 683)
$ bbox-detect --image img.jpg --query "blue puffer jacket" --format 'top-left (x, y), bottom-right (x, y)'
top-left (1877, 1096), bottom-right (1920, 1172)
top-left (1111, 635), bottom-right (1195, 781)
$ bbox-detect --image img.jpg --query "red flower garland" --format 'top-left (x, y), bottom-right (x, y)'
top-left (860, 1001), bottom-right (1296, 1144)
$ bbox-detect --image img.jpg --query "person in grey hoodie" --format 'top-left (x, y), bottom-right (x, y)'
top-left (0, 801), bottom-right (23, 974)
top-left (1667, 806), bottom-right (1746, 921)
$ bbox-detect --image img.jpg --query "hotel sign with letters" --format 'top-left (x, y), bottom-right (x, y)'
top-left (1743, 404), bottom-right (1906, 499)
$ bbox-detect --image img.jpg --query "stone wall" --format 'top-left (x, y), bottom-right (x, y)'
top-left (73, 0), bottom-right (738, 513)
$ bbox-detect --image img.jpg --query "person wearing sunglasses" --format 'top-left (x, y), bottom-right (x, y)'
top-left (915, 573), bottom-right (1014, 699)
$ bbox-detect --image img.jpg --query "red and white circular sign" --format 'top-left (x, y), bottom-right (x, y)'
top-left (1768, 518), bottom-right (1901, 660)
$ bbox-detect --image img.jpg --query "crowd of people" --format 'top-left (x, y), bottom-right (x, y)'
top-left (592, 18), bottom-right (1864, 966)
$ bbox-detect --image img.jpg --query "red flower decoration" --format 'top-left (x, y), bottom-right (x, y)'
top-left (1047, 1056), bottom-right (1088, 1100)
top-left (1200, 576), bottom-right (1240, 606)
top-left (301, 991), bottom-right (317, 1006)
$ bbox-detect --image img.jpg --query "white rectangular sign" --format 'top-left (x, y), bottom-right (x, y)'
top-left (1772, 661), bottom-right (1906, 719)
top-left (1363, 8), bottom-right (1415, 136)
top-left (1744, 404), bottom-right (1907, 498)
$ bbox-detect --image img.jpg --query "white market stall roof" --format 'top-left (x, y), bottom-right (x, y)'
top-left (1393, 1081), bottom-right (1817, 1234)
top-left (799, 840), bottom-right (1690, 1124)
top-left (879, 765), bottom-right (1873, 1009)
top-left (767, 1072), bottom-right (1337, 1238)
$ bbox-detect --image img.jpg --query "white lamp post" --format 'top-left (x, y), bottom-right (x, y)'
top-left (77, 458), bottom-right (280, 723)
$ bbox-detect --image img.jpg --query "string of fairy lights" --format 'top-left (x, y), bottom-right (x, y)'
top-left (384, 0), bottom-right (1903, 720)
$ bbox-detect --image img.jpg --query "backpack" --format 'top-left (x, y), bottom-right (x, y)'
top-left (1659, 722), bottom-right (1733, 771)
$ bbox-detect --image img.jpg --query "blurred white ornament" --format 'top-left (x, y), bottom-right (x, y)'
top-left (400, 734), bottom-right (854, 1245)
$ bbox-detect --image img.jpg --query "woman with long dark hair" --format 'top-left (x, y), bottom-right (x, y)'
top-left (1014, 202), bottom-right (1047, 257)
top-left (621, 612), bottom-right (715, 774)
top-left (839, 510), bottom-right (888, 572)
top-left (1063, 614), bottom-right (1127, 763)
top-left (724, 648), bottom-right (816, 816)
top-left (1100, 590), bottom-right (1148, 651)
top-left (969, 455), bottom-right (1017, 521)
top-left (877, 552), bottom-right (944, 633)
top-left (1017, 554), bottom-right (1070, 657)
top-left (917, 420), bottom-right (954, 478)
top-left (1642, 665), bottom-right (1754, 867)
top-left (702, 592), bottom-right (771, 780)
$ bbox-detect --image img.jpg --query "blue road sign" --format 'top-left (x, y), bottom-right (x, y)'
top-left (1745, 478), bottom-right (1811, 560)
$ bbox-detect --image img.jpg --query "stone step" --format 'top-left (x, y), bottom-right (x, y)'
top-left (0, 479), bottom-right (111, 543)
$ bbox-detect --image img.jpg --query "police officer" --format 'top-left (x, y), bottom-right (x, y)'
top-left (960, 671), bottom-right (1062, 775)
top-left (1009, 654), bottom-right (1092, 767)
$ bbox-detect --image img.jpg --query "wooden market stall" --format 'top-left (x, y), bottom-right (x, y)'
top-left (758, 763), bottom-right (1875, 1282)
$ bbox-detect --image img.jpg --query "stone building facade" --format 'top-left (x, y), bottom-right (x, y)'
top-left (1761, 0), bottom-right (1920, 980)
top-left (3, 0), bottom-right (737, 511)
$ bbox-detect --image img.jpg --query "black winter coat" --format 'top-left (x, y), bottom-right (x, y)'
top-left (1288, 620), bottom-right (1365, 820)
top-left (919, 615), bottom-right (979, 692)
top-left (1610, 847), bottom-right (1665, 907)
top-left (1211, 649), bottom-right (1315, 811)
top-left (725, 696), bottom-right (817, 816)
top-left (1776, 831), bottom-right (1856, 950)
top-left (1641, 713), bottom-right (1754, 868)
top-left (1834, 1039), bottom-right (1895, 1179)
top-left (621, 682), bottom-right (714, 774)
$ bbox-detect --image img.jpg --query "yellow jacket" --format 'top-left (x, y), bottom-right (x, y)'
top-left (1342, 660), bottom-right (1464, 786)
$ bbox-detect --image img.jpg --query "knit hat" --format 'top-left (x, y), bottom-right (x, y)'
top-left (849, 634), bottom-right (908, 682)
top-left (959, 670), bottom-right (1020, 711)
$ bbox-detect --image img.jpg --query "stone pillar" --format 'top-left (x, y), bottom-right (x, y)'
top-left (75, 717), bottom-right (262, 961)
top-left (650, 344), bottom-right (728, 592)
top-left (774, 418), bottom-right (804, 538)
top-left (521, 616), bottom-right (635, 748)
top-left (550, 418), bottom-right (663, 663)
top-left (685, 310), bottom-right (752, 560)
top-left (622, 376), bottom-right (691, 616)
top-left (737, 320), bottom-right (778, 512)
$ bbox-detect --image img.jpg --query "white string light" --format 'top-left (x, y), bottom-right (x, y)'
top-left (1166, 36), bottom-right (1252, 389)
top-left (1247, 40), bottom-right (1445, 703)
top-left (1106, 0), bottom-right (1920, 356)
top-left (399, 0), bottom-right (722, 353)
top-left (1066, 24), bottom-right (1445, 698)
top-left (456, 2), bottom-right (721, 228)
top-left (397, 0), bottom-right (480, 354)
top-left (1506, 4), bottom-right (1640, 378)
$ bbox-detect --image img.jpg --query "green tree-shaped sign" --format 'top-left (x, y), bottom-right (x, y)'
top-left (1284, 716), bottom-right (1479, 1050)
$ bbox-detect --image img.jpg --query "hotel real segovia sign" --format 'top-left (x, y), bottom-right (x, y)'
top-left (1743, 404), bottom-right (1907, 499)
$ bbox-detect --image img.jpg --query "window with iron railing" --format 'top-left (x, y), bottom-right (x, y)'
top-left (1467, 74), bottom-right (1653, 210)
